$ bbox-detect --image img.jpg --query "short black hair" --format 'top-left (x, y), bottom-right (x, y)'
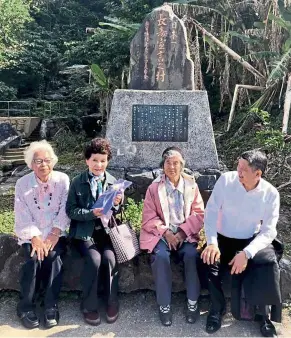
top-left (240, 149), bottom-right (267, 174)
top-left (160, 146), bottom-right (185, 168)
top-left (84, 138), bottom-right (112, 160)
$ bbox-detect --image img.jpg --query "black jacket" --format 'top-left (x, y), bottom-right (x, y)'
top-left (66, 170), bottom-right (118, 240)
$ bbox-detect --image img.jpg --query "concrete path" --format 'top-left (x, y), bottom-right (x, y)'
top-left (0, 291), bottom-right (290, 337)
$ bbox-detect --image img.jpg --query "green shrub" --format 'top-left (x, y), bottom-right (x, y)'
top-left (53, 129), bottom-right (87, 154)
top-left (0, 81), bottom-right (17, 100)
top-left (123, 198), bottom-right (144, 234)
top-left (0, 211), bottom-right (14, 234)
top-left (0, 194), bottom-right (14, 234)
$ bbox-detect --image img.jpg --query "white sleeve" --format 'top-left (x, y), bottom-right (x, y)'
top-left (244, 190), bottom-right (279, 258)
top-left (204, 175), bottom-right (225, 246)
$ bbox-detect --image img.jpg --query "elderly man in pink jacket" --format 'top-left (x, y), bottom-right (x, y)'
top-left (140, 147), bottom-right (204, 327)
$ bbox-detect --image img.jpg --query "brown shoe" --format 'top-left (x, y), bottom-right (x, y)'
top-left (83, 311), bottom-right (101, 326)
top-left (106, 303), bottom-right (119, 323)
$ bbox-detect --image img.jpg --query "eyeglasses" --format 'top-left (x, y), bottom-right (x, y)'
top-left (33, 158), bottom-right (52, 165)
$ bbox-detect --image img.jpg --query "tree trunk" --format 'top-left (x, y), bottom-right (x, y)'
top-left (193, 20), bottom-right (266, 83)
top-left (282, 73), bottom-right (291, 134)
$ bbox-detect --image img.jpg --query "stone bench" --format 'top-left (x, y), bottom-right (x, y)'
top-left (0, 234), bottom-right (290, 300)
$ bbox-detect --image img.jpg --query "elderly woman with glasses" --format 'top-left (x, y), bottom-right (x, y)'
top-left (14, 140), bottom-right (70, 330)
top-left (140, 147), bottom-right (204, 327)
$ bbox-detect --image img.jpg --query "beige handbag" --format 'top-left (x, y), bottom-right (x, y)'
top-left (108, 213), bottom-right (140, 264)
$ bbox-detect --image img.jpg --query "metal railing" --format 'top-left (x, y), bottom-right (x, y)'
top-left (0, 100), bottom-right (77, 118)
top-left (0, 101), bottom-right (31, 117)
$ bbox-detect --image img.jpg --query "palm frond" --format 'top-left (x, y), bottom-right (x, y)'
top-left (268, 13), bottom-right (291, 31)
top-left (267, 48), bottom-right (291, 86)
top-left (252, 84), bottom-right (278, 109)
top-left (99, 17), bottom-right (140, 34)
top-left (99, 22), bottom-right (132, 32)
top-left (244, 51), bottom-right (280, 60)
top-left (167, 2), bottom-right (234, 25)
top-left (91, 64), bottom-right (107, 88)
top-left (226, 31), bottom-right (261, 44)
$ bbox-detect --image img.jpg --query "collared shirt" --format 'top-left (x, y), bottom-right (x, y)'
top-left (165, 176), bottom-right (185, 234)
top-left (88, 171), bottom-right (105, 199)
top-left (14, 170), bottom-right (70, 244)
top-left (204, 171), bottom-right (280, 258)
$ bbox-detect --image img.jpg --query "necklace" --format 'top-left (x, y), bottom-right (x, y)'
top-left (33, 192), bottom-right (53, 209)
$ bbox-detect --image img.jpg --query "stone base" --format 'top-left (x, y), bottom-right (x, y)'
top-left (106, 90), bottom-right (219, 170)
top-left (1, 235), bottom-right (291, 300)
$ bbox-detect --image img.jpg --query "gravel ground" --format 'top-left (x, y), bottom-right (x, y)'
top-left (0, 291), bottom-right (290, 337)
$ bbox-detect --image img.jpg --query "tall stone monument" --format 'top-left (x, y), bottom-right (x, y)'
top-left (106, 4), bottom-right (218, 171)
top-left (129, 4), bottom-right (194, 90)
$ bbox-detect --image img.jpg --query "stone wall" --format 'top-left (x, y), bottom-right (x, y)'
top-left (0, 123), bottom-right (21, 155)
top-left (0, 117), bottom-right (40, 137)
top-left (106, 166), bottom-right (221, 202)
top-left (0, 235), bottom-right (290, 300)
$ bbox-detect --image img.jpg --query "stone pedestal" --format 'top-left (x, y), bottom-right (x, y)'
top-left (106, 89), bottom-right (218, 171)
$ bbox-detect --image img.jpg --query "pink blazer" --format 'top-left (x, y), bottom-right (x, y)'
top-left (140, 173), bottom-right (205, 253)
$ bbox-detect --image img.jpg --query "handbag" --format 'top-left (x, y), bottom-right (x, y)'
top-left (108, 211), bottom-right (141, 264)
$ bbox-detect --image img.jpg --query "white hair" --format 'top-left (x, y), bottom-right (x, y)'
top-left (24, 140), bottom-right (58, 169)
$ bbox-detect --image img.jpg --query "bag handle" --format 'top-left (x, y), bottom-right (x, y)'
top-left (110, 206), bottom-right (128, 228)
top-left (119, 205), bottom-right (128, 223)
top-left (110, 215), bottom-right (118, 228)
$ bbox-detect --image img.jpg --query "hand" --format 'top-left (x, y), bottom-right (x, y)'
top-left (31, 236), bottom-right (48, 261)
top-left (201, 244), bottom-right (221, 265)
top-left (164, 230), bottom-right (180, 250)
top-left (175, 230), bottom-right (187, 248)
top-left (113, 193), bottom-right (123, 206)
top-left (44, 232), bottom-right (59, 251)
top-left (229, 251), bottom-right (248, 275)
top-left (93, 208), bottom-right (103, 217)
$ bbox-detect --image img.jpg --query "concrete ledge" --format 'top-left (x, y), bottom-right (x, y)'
top-left (0, 234), bottom-right (290, 300)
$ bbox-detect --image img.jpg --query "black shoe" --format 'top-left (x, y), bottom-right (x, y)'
top-left (44, 307), bottom-right (59, 329)
top-left (206, 309), bottom-right (225, 334)
top-left (186, 301), bottom-right (199, 324)
top-left (18, 310), bottom-right (39, 329)
top-left (260, 318), bottom-right (277, 337)
top-left (159, 305), bottom-right (172, 326)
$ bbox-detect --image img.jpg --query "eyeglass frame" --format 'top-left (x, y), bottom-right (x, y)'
top-left (32, 158), bottom-right (53, 165)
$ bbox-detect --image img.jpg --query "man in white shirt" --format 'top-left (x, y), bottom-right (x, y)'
top-left (201, 150), bottom-right (280, 337)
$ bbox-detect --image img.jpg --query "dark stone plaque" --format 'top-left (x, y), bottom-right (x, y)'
top-left (132, 105), bottom-right (188, 142)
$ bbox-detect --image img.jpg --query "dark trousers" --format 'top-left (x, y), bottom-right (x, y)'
top-left (151, 240), bottom-right (200, 306)
top-left (17, 237), bottom-right (66, 313)
top-left (207, 233), bottom-right (269, 317)
top-left (72, 228), bottom-right (118, 312)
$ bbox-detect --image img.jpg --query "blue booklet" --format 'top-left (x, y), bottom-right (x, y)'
top-left (91, 179), bottom-right (132, 214)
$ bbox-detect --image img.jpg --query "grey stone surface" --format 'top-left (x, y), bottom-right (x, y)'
top-left (129, 4), bottom-right (194, 90)
top-left (126, 170), bottom-right (155, 196)
top-left (0, 292), bottom-right (289, 337)
top-left (0, 235), bottom-right (291, 303)
top-left (107, 167), bottom-right (126, 181)
top-left (280, 258), bottom-right (291, 300)
top-left (40, 117), bottom-right (82, 140)
top-left (0, 123), bottom-right (18, 142)
top-left (106, 90), bottom-right (219, 170)
top-left (0, 122), bottom-right (21, 156)
top-left (196, 174), bottom-right (217, 190)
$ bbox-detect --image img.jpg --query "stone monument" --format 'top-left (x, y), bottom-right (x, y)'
top-left (106, 4), bottom-right (218, 171)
